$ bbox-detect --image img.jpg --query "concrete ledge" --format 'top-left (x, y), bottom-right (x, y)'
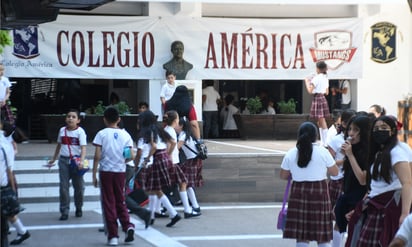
top-left (197, 155), bottom-right (287, 203)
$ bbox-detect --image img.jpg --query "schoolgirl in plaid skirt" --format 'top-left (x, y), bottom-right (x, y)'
top-left (345, 116), bottom-right (412, 247)
top-left (280, 121), bottom-right (338, 247)
top-left (164, 111), bottom-right (200, 218)
top-left (137, 110), bottom-right (182, 227)
top-left (304, 61), bottom-right (330, 147)
top-left (175, 117), bottom-right (204, 214)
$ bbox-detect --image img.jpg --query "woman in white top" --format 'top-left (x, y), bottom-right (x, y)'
top-left (137, 110), bottom-right (182, 227)
top-left (176, 116), bottom-right (204, 215)
top-left (346, 115), bottom-right (412, 247)
top-left (280, 121), bottom-right (338, 247)
top-left (164, 110), bottom-right (199, 219)
top-left (304, 61), bottom-right (330, 147)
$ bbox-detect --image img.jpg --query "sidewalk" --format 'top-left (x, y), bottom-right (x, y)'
top-left (10, 203), bottom-right (324, 247)
top-left (15, 139), bottom-right (296, 160)
top-left (8, 139), bottom-right (307, 247)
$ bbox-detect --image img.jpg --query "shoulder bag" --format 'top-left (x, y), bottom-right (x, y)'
top-left (1, 147), bottom-right (24, 217)
top-left (277, 176), bottom-right (291, 231)
top-left (65, 128), bottom-right (89, 176)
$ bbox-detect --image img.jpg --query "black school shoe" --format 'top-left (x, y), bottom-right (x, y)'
top-left (59, 214), bottom-right (68, 220)
top-left (166, 214), bottom-right (181, 227)
top-left (10, 231), bottom-right (30, 245)
top-left (184, 210), bottom-right (201, 219)
top-left (125, 228), bottom-right (134, 243)
top-left (75, 208), bottom-right (82, 217)
top-left (143, 211), bottom-right (151, 229)
top-left (154, 211), bottom-right (168, 218)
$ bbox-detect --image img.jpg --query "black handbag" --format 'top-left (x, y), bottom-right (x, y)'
top-left (1, 186), bottom-right (24, 217)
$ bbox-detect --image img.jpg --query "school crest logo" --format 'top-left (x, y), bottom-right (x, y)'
top-left (13, 26), bottom-right (40, 59)
top-left (371, 22), bottom-right (396, 63)
top-left (309, 31), bottom-right (357, 70)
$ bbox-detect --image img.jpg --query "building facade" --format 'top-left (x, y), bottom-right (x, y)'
top-left (1, 1), bottom-right (411, 137)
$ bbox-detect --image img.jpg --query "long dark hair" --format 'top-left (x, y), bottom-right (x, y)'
top-left (138, 110), bottom-right (172, 144)
top-left (342, 116), bottom-right (371, 191)
top-left (296, 121), bottom-right (318, 168)
top-left (178, 116), bottom-right (193, 142)
top-left (165, 85), bottom-right (192, 118)
top-left (343, 116), bottom-right (371, 173)
top-left (369, 115), bottom-right (398, 184)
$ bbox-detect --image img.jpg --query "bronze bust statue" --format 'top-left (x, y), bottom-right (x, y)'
top-left (163, 41), bottom-right (193, 80)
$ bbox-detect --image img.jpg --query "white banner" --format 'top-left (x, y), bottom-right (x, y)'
top-left (2, 15), bottom-right (363, 80)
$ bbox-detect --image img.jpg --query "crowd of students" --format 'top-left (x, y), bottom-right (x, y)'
top-left (280, 107), bottom-right (412, 247)
top-left (1, 70), bottom-right (204, 247)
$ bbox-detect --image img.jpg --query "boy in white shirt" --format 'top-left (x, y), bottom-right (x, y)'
top-left (92, 107), bottom-right (135, 246)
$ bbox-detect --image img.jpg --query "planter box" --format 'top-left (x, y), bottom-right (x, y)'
top-left (40, 114), bottom-right (139, 143)
top-left (234, 114), bottom-right (309, 140)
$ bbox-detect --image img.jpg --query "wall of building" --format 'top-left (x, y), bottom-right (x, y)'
top-left (357, 4), bottom-right (412, 115)
top-left (142, 2), bottom-right (412, 116)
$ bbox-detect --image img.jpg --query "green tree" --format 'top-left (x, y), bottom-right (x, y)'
top-left (0, 30), bottom-right (12, 54)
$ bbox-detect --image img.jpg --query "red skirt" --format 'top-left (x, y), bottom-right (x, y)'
top-left (283, 180), bottom-right (333, 243)
top-left (168, 163), bottom-right (187, 185)
top-left (310, 94), bottom-right (330, 119)
top-left (346, 190), bottom-right (401, 247)
top-left (180, 158), bottom-right (204, 188)
top-left (143, 149), bottom-right (171, 191)
top-left (328, 178), bottom-right (343, 209)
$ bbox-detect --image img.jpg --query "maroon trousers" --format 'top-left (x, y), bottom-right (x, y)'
top-left (100, 171), bottom-right (134, 240)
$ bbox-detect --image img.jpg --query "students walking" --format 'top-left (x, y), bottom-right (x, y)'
top-left (176, 116), bottom-right (203, 214)
top-left (92, 107), bottom-right (135, 246)
top-left (138, 110), bottom-right (182, 227)
top-left (164, 110), bottom-right (200, 218)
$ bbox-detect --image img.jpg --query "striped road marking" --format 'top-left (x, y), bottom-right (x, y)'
top-left (21, 204), bottom-right (285, 247)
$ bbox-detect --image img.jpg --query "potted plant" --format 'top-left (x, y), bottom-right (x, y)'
top-left (246, 96), bottom-right (263, 114)
top-left (85, 100), bottom-right (131, 115)
top-left (274, 98), bottom-right (309, 139)
top-left (277, 98), bottom-right (297, 114)
top-left (234, 96), bottom-right (309, 140)
top-left (234, 96), bottom-right (277, 139)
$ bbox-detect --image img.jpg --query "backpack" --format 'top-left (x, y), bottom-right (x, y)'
top-left (194, 139), bottom-right (208, 160)
top-left (184, 138), bottom-right (208, 160)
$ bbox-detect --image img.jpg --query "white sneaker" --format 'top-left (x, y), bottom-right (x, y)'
top-left (108, 237), bottom-right (119, 246)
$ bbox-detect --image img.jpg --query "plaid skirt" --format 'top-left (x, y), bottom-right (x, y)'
top-left (310, 94), bottom-right (330, 119)
top-left (180, 158), bottom-right (204, 188)
top-left (283, 180), bottom-right (333, 243)
top-left (143, 149), bottom-right (172, 191)
top-left (328, 178), bottom-right (343, 209)
top-left (168, 163), bottom-right (188, 185)
top-left (346, 190), bottom-right (401, 247)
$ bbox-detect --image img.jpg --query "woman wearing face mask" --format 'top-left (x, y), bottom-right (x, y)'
top-left (345, 115), bottom-right (412, 247)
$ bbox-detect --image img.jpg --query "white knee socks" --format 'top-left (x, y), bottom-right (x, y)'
top-left (11, 218), bottom-right (27, 235)
top-left (319, 128), bottom-right (328, 146)
top-left (179, 191), bottom-right (191, 213)
top-left (148, 195), bottom-right (156, 219)
top-left (159, 195), bottom-right (177, 218)
top-left (187, 187), bottom-right (199, 209)
top-left (332, 230), bottom-right (343, 247)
